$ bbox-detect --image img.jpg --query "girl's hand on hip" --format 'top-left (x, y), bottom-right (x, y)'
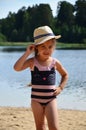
top-left (54, 87), bottom-right (62, 96)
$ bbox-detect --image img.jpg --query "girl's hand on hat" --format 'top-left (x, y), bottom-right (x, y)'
top-left (26, 44), bottom-right (35, 54)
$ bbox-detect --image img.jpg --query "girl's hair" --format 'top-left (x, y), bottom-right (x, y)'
top-left (35, 47), bottom-right (38, 57)
top-left (34, 38), bottom-right (56, 56)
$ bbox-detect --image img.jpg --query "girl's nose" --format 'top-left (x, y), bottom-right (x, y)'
top-left (45, 47), bottom-right (49, 51)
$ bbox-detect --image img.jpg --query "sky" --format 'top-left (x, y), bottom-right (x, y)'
top-left (0, 0), bottom-right (76, 19)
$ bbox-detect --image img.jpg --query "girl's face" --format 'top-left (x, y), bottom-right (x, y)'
top-left (35, 39), bottom-right (56, 59)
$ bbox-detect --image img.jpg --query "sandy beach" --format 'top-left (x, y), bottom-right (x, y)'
top-left (0, 107), bottom-right (86, 130)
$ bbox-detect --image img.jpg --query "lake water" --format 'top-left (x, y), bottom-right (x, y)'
top-left (0, 47), bottom-right (86, 110)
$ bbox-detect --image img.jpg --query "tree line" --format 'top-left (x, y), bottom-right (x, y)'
top-left (0, 0), bottom-right (86, 43)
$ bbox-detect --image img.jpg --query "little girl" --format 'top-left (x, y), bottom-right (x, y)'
top-left (14, 26), bottom-right (68, 130)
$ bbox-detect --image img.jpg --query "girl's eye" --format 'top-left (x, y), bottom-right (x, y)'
top-left (41, 45), bottom-right (45, 49)
top-left (49, 45), bottom-right (53, 49)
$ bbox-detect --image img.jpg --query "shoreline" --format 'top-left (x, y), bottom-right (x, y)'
top-left (0, 106), bottom-right (86, 130)
top-left (0, 44), bottom-right (86, 52)
top-left (0, 46), bottom-right (86, 52)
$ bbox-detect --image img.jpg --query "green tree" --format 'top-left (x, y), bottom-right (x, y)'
top-left (15, 7), bottom-right (26, 30)
top-left (75, 0), bottom-right (86, 27)
top-left (0, 12), bottom-right (16, 41)
top-left (11, 29), bottom-right (18, 41)
top-left (0, 33), bottom-right (7, 42)
top-left (36, 4), bottom-right (53, 27)
top-left (27, 4), bottom-right (53, 41)
top-left (27, 5), bottom-right (38, 41)
top-left (56, 1), bottom-right (74, 26)
top-left (21, 11), bottom-right (31, 41)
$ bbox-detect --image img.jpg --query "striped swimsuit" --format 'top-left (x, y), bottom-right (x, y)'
top-left (31, 58), bottom-right (56, 105)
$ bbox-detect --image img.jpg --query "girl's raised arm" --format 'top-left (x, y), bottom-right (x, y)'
top-left (14, 44), bottom-right (35, 71)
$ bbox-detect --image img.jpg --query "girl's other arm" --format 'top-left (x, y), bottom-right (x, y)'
top-left (54, 60), bottom-right (68, 95)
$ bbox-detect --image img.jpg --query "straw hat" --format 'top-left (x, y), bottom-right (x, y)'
top-left (33, 26), bottom-right (61, 46)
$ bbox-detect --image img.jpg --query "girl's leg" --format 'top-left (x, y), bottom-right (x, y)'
top-left (45, 98), bottom-right (59, 130)
top-left (31, 100), bottom-right (46, 130)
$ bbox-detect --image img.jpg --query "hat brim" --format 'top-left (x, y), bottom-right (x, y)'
top-left (35, 35), bottom-right (61, 46)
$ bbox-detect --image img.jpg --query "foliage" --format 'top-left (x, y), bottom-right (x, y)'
top-left (0, 0), bottom-right (86, 43)
top-left (56, 1), bottom-right (75, 26)
top-left (75, 0), bottom-right (86, 27)
top-left (0, 33), bottom-right (7, 42)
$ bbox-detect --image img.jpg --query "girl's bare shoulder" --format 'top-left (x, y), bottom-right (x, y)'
top-left (54, 58), bottom-right (63, 69)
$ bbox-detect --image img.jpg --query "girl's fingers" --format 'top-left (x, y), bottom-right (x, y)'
top-left (54, 88), bottom-right (62, 96)
top-left (27, 44), bottom-right (35, 52)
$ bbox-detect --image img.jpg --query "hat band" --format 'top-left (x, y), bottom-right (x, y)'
top-left (34, 33), bottom-right (55, 40)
